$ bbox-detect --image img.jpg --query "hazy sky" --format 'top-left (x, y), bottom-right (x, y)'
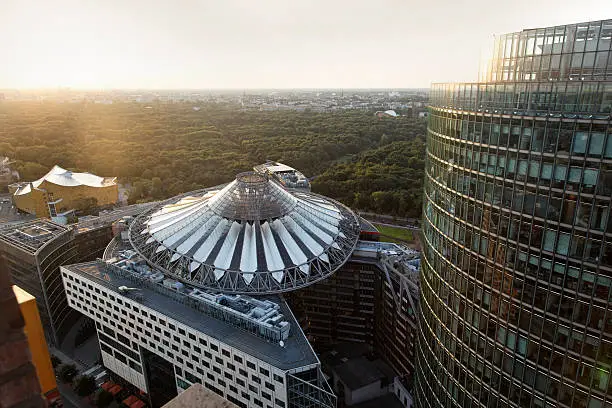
top-left (1, 0), bottom-right (610, 89)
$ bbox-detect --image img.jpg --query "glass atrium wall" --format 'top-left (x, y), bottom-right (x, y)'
top-left (416, 19), bottom-right (612, 408)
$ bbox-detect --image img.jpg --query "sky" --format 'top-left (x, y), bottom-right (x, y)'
top-left (0, 0), bottom-right (610, 89)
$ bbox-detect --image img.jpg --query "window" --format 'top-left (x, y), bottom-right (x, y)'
top-left (236, 378), bottom-right (245, 387)
top-left (247, 361), bottom-right (256, 370)
top-left (234, 355), bottom-right (243, 364)
top-left (249, 385), bottom-right (258, 393)
top-left (189, 333), bottom-right (196, 340)
top-left (242, 392), bottom-right (250, 400)
top-left (199, 338), bottom-right (207, 346)
top-left (264, 381), bottom-right (274, 391)
top-left (183, 340), bottom-right (189, 347)
top-left (177, 356), bottom-right (183, 364)
top-left (207, 373), bottom-right (215, 381)
top-left (259, 367), bottom-right (269, 377)
top-left (175, 367), bottom-right (183, 376)
top-left (193, 346), bottom-right (201, 353)
top-left (210, 344), bottom-right (218, 352)
top-left (252, 375), bottom-right (261, 384)
top-left (224, 372), bottom-right (233, 380)
top-left (169, 323), bottom-right (175, 330)
top-left (204, 351), bottom-right (212, 359)
top-left (213, 366), bottom-right (221, 374)
top-left (178, 328), bottom-right (186, 335)
top-left (261, 391), bottom-right (271, 401)
top-left (100, 343), bottom-right (112, 354)
top-left (114, 352), bottom-right (127, 364)
top-left (275, 399), bottom-right (285, 407)
top-left (218, 379), bottom-right (226, 387)
top-left (215, 357), bottom-right (223, 365)
top-left (239, 369), bottom-right (248, 377)
top-left (273, 374), bottom-right (283, 384)
top-left (254, 398), bottom-right (263, 407)
top-left (222, 349), bottom-right (231, 357)
top-left (227, 363), bottom-right (235, 371)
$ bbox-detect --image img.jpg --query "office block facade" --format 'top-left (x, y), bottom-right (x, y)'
top-left (417, 20), bottom-right (612, 408)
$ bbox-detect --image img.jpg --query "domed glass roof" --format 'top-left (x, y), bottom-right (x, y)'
top-left (128, 172), bottom-right (360, 294)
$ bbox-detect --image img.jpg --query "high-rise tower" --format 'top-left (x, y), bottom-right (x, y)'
top-left (417, 20), bottom-right (612, 408)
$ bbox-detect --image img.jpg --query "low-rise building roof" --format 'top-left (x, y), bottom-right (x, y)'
top-left (162, 384), bottom-right (238, 408)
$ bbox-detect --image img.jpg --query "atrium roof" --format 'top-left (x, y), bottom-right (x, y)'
top-left (128, 172), bottom-right (360, 294)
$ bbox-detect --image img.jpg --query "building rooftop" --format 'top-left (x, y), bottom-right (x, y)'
top-left (162, 384), bottom-right (238, 408)
top-left (13, 285), bottom-right (35, 304)
top-left (11, 165), bottom-right (116, 196)
top-left (332, 356), bottom-right (387, 391)
top-left (350, 393), bottom-right (404, 408)
top-left (129, 172), bottom-right (360, 294)
top-left (0, 219), bottom-right (70, 254)
top-left (253, 161), bottom-right (311, 191)
top-left (64, 261), bottom-right (319, 370)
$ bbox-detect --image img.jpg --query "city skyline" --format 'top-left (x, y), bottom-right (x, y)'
top-left (1, 0), bottom-right (610, 90)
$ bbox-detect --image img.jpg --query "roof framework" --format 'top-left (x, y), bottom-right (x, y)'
top-left (129, 173), bottom-right (360, 294)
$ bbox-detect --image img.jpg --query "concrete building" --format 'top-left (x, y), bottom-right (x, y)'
top-left (9, 165), bottom-right (118, 218)
top-left (61, 170), bottom-right (421, 408)
top-left (13, 285), bottom-right (60, 405)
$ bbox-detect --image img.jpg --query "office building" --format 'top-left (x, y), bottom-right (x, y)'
top-left (61, 170), bottom-right (421, 408)
top-left (13, 285), bottom-right (60, 405)
top-left (0, 219), bottom-right (113, 345)
top-left (9, 165), bottom-right (118, 218)
top-left (417, 19), bottom-right (612, 408)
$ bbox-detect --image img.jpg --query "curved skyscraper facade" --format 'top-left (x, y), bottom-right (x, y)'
top-left (417, 20), bottom-right (612, 408)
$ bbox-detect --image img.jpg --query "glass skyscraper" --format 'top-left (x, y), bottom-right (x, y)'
top-left (416, 20), bottom-right (612, 408)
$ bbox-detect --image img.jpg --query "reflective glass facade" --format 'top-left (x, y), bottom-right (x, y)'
top-left (416, 20), bottom-right (612, 408)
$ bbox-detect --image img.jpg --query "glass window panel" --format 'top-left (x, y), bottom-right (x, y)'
top-left (544, 230), bottom-right (556, 251)
top-left (605, 135), bottom-right (612, 158)
top-left (572, 132), bottom-right (589, 154)
top-left (583, 169), bottom-right (598, 186)
top-left (589, 133), bottom-right (605, 156)
top-left (557, 233), bottom-right (570, 255)
top-left (529, 162), bottom-right (540, 177)
top-left (541, 163), bottom-right (553, 179)
top-left (554, 165), bottom-right (567, 181)
top-left (569, 167), bottom-right (582, 183)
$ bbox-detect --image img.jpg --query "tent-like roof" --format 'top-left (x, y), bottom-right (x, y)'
top-left (13, 165), bottom-right (116, 196)
top-left (128, 172), bottom-right (360, 294)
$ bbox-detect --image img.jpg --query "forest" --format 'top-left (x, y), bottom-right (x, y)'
top-left (0, 102), bottom-right (427, 217)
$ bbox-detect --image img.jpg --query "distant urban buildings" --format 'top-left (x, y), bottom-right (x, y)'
top-left (0, 88), bottom-right (429, 114)
top-left (417, 19), bottom-right (612, 408)
top-left (60, 164), bottom-right (421, 408)
top-left (9, 165), bottom-right (118, 218)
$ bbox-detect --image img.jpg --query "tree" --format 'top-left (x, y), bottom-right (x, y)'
top-left (93, 389), bottom-right (114, 408)
top-left (57, 363), bottom-right (78, 383)
top-left (73, 374), bottom-right (96, 397)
